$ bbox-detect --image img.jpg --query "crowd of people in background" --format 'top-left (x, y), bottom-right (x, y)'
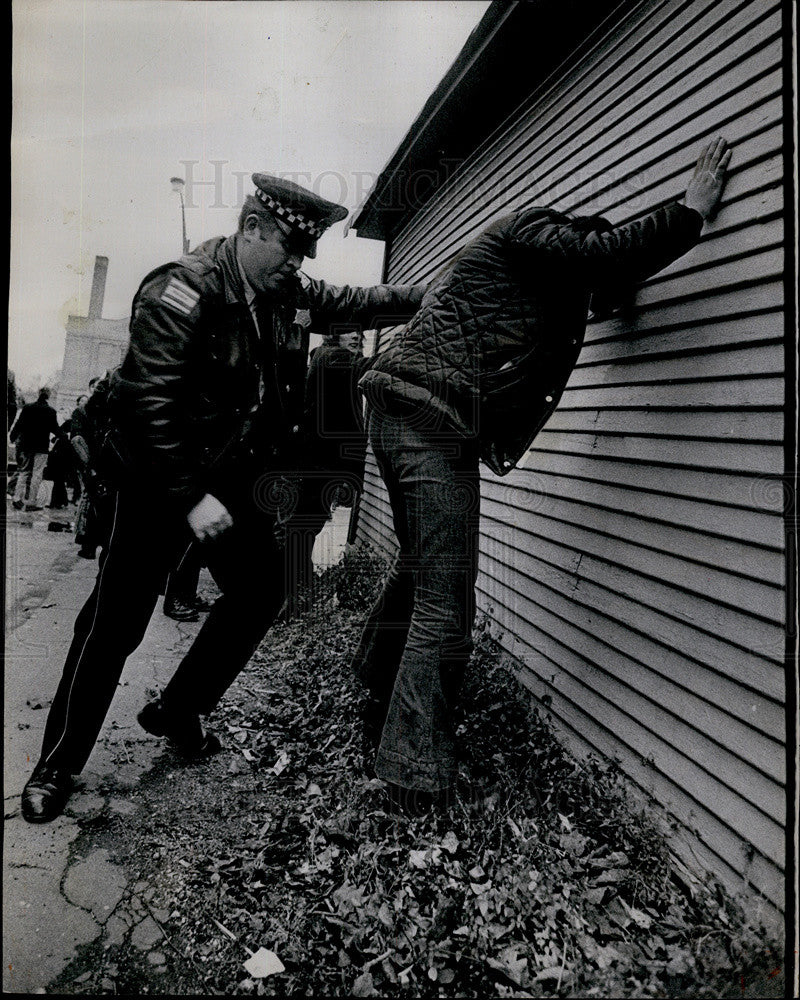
top-left (6, 328), bottom-right (368, 620)
top-left (7, 377), bottom-right (100, 517)
top-left (8, 386), bottom-right (62, 511)
top-left (6, 371), bottom-right (218, 638)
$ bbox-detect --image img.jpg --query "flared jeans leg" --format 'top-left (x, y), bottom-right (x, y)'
top-left (356, 410), bottom-right (480, 793)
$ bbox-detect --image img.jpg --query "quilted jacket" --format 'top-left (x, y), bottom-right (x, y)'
top-left (360, 202), bottom-right (704, 475)
top-left (109, 234), bottom-right (425, 511)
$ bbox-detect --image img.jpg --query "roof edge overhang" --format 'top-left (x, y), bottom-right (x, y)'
top-left (349, 0), bottom-right (514, 241)
top-left (350, 0), bottom-right (638, 242)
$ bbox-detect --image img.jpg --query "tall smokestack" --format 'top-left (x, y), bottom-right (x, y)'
top-left (88, 255), bottom-right (108, 319)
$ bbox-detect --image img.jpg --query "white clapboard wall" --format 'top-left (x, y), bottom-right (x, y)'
top-left (355, 0), bottom-right (786, 920)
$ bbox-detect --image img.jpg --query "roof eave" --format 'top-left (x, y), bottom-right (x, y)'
top-left (349, 0), bottom-right (516, 241)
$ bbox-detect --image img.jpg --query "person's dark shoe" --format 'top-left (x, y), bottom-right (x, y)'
top-left (12, 500), bottom-right (24, 510)
top-left (163, 597), bottom-right (200, 622)
top-left (21, 764), bottom-right (73, 823)
top-left (24, 504), bottom-right (43, 512)
top-left (77, 546), bottom-right (96, 559)
top-left (137, 699), bottom-right (221, 757)
top-left (191, 595), bottom-right (214, 613)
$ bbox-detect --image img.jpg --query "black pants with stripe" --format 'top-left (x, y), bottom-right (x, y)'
top-left (38, 472), bottom-right (288, 774)
top-left (164, 540), bottom-right (204, 605)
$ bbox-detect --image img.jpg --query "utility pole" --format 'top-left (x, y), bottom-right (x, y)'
top-left (170, 176), bottom-right (190, 255)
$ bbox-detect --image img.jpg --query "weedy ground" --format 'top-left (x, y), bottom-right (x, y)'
top-left (51, 547), bottom-right (784, 997)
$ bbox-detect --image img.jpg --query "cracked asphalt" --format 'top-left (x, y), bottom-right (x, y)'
top-left (3, 496), bottom-right (350, 994)
top-left (3, 498), bottom-right (209, 994)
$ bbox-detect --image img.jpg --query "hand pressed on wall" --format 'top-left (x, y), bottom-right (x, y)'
top-left (682, 137), bottom-right (732, 221)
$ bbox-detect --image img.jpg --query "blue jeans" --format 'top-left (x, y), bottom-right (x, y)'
top-left (353, 409), bottom-right (480, 792)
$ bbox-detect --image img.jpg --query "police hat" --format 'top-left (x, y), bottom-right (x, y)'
top-left (251, 174), bottom-right (348, 256)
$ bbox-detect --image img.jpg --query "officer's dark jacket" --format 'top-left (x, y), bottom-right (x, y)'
top-left (110, 234), bottom-right (425, 511)
top-left (360, 202), bottom-right (703, 476)
top-left (303, 344), bottom-right (371, 478)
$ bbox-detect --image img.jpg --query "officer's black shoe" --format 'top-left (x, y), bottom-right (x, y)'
top-left (163, 597), bottom-right (200, 622)
top-left (137, 699), bottom-right (221, 758)
top-left (21, 764), bottom-right (73, 823)
top-left (191, 595), bottom-right (215, 613)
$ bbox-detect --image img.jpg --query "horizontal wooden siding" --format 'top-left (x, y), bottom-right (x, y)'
top-left (356, 0), bottom-right (786, 919)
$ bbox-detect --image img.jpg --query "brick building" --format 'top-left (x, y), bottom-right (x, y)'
top-left (57, 256), bottom-right (128, 414)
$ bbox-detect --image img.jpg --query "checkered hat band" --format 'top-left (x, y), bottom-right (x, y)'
top-left (255, 188), bottom-right (326, 238)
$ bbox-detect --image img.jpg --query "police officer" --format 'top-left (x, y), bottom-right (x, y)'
top-left (284, 330), bottom-right (370, 615)
top-left (21, 174), bottom-right (426, 822)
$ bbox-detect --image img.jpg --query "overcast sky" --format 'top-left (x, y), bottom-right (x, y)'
top-left (9, 0), bottom-right (490, 390)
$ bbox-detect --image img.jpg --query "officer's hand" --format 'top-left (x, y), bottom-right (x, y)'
top-left (682, 137), bottom-right (732, 221)
top-left (187, 493), bottom-right (233, 542)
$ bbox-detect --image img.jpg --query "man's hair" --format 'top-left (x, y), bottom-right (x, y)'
top-left (237, 195), bottom-right (279, 235)
top-left (88, 377), bottom-right (99, 389)
top-left (76, 394), bottom-right (88, 406)
top-left (321, 331), bottom-right (363, 348)
top-left (321, 332), bottom-right (350, 344)
top-left (38, 387), bottom-right (50, 400)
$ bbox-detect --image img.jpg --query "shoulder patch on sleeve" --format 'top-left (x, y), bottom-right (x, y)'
top-left (159, 277), bottom-right (201, 317)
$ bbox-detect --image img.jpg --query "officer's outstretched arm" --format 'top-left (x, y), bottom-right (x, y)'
top-left (303, 278), bottom-right (427, 333)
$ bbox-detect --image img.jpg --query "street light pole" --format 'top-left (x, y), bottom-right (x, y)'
top-left (170, 176), bottom-right (190, 255)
